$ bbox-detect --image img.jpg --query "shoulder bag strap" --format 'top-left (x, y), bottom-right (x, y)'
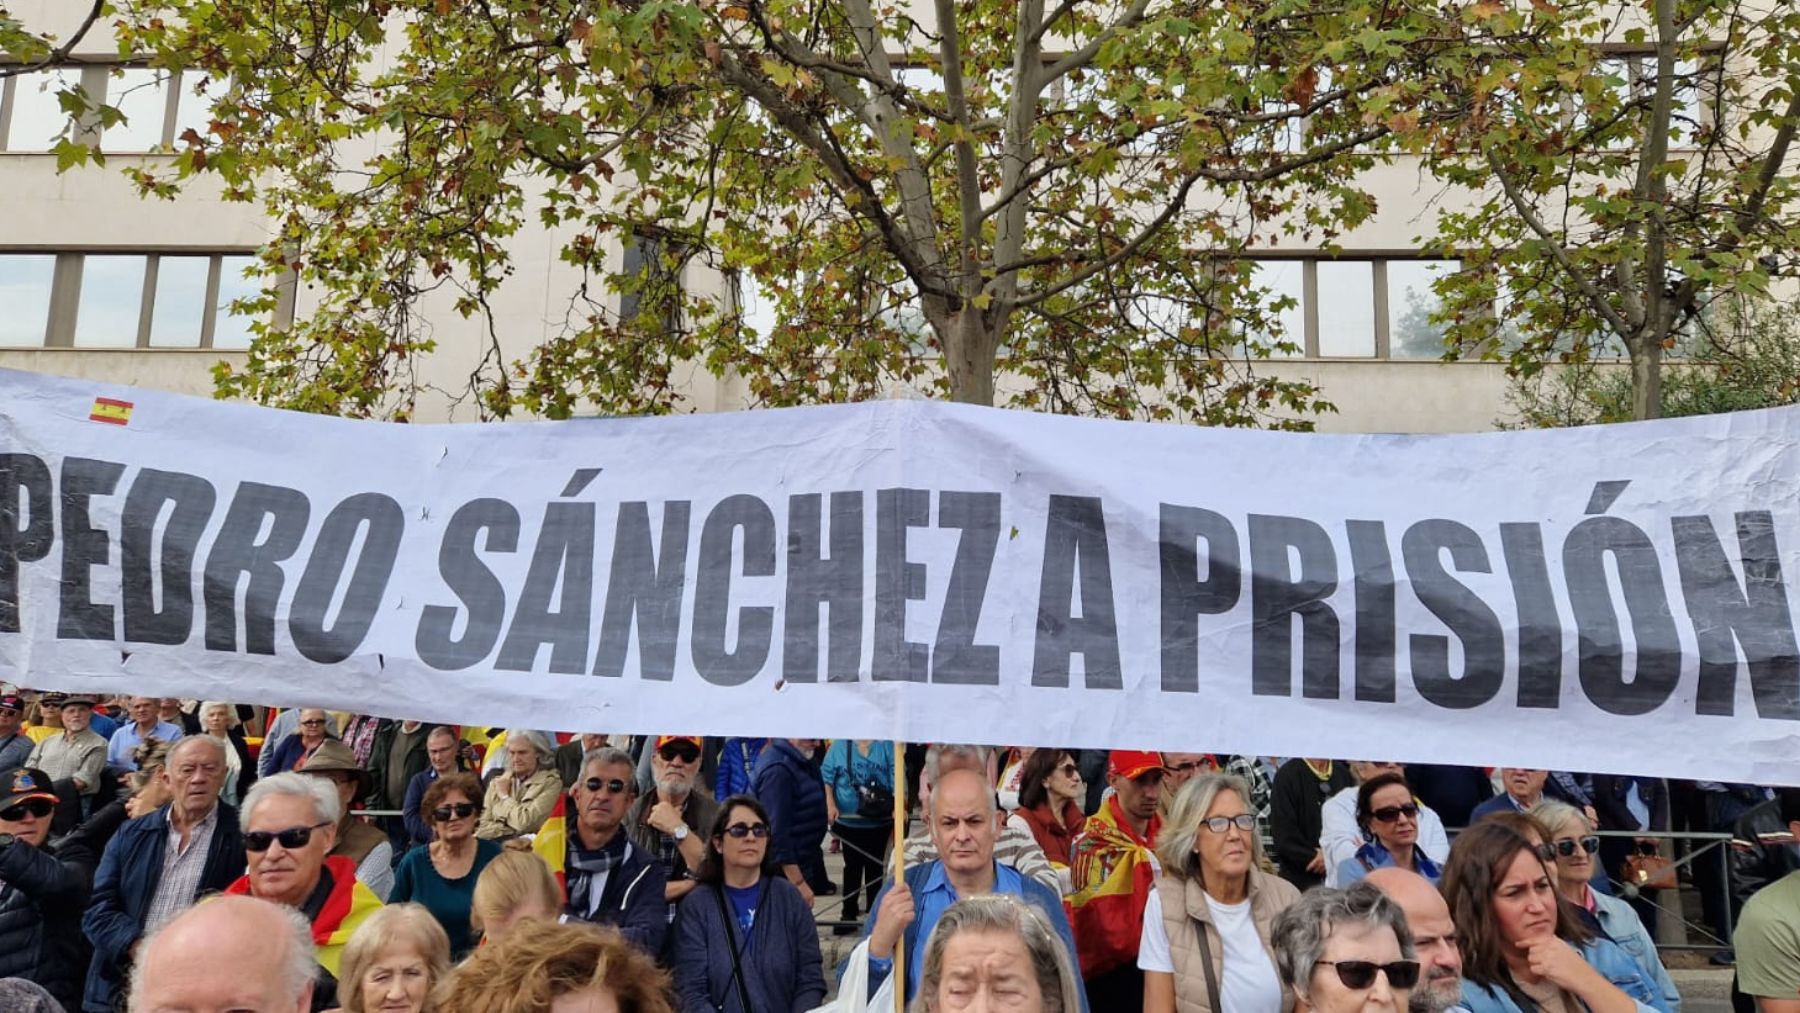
top-left (1194, 918), bottom-right (1223, 1012)
top-left (711, 883), bottom-right (757, 1013)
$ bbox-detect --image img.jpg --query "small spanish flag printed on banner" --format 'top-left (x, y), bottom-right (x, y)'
top-left (89, 397), bottom-right (134, 426)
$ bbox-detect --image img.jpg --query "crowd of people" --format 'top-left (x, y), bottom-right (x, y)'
top-left (0, 689), bottom-right (1798, 1012)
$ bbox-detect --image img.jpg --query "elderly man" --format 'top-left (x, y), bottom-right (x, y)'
top-left (1069, 750), bottom-right (1165, 1011)
top-left (401, 725), bottom-right (465, 847)
top-left (296, 740), bottom-right (393, 900)
top-left (862, 767), bottom-right (1087, 1011)
top-left (27, 695), bottom-right (107, 800)
top-left (0, 765), bottom-right (96, 1009)
top-left (1160, 752), bottom-right (1215, 797)
top-left (1322, 760), bottom-right (1451, 887)
top-left (1366, 866), bottom-right (1469, 1013)
top-left (1468, 767), bottom-right (1551, 825)
top-left (477, 729), bottom-right (563, 839)
top-left (0, 692), bottom-right (32, 770)
top-left (128, 895), bottom-right (318, 1013)
top-left (902, 744), bottom-right (1059, 892)
top-left (224, 773), bottom-right (384, 1012)
top-left (81, 734), bottom-right (241, 1011)
top-left (559, 747), bottom-right (668, 954)
top-left (627, 735), bottom-right (718, 915)
top-left (107, 696), bottom-right (185, 772)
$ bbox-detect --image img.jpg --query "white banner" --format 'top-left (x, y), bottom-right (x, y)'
top-left (2, 368), bottom-right (1797, 782)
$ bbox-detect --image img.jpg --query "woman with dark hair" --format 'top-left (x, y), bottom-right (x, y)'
top-left (1006, 747), bottom-right (1086, 894)
top-left (1340, 773), bottom-right (1441, 887)
top-left (670, 794), bottom-right (825, 1013)
top-left (1441, 821), bottom-right (1670, 1013)
top-left (392, 771), bottom-right (503, 956)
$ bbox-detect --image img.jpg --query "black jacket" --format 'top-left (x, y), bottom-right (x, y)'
top-left (1731, 797), bottom-right (1799, 914)
top-left (0, 832), bottom-right (97, 1010)
top-left (1270, 758), bottom-right (1355, 890)
top-left (368, 722), bottom-right (431, 811)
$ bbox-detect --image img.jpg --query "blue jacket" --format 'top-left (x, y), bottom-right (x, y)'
top-left (402, 768), bottom-right (440, 846)
top-left (1339, 839), bottom-right (1442, 886)
top-left (672, 876), bottom-right (826, 1013)
top-left (716, 738), bottom-right (768, 802)
top-left (81, 803), bottom-right (244, 1011)
top-left (856, 861), bottom-right (1089, 1013)
top-left (1459, 936), bottom-right (1671, 1013)
top-left (1592, 891), bottom-right (1681, 1013)
top-left (559, 836), bottom-right (669, 956)
top-left (752, 740), bottom-right (827, 870)
top-left (820, 740), bottom-right (895, 827)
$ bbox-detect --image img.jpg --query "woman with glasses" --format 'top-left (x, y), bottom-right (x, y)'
top-left (670, 794), bottom-right (826, 1013)
top-left (266, 709), bottom-right (335, 773)
top-left (1007, 748), bottom-right (1086, 895)
top-left (392, 772), bottom-right (501, 957)
top-left (1530, 801), bottom-right (1681, 1012)
top-left (1143, 772), bottom-right (1301, 1013)
top-left (1271, 883), bottom-right (1418, 1013)
top-left (1441, 820), bottom-right (1670, 1013)
top-left (1339, 773), bottom-right (1441, 887)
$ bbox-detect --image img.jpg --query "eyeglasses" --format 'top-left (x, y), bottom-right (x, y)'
top-left (244, 821), bottom-right (332, 852)
top-left (582, 777), bottom-right (630, 795)
top-left (432, 803), bottom-right (477, 822)
top-left (1318, 960), bottom-right (1421, 990)
top-left (0, 798), bottom-right (54, 821)
top-left (721, 822), bottom-right (770, 839)
top-left (1164, 760), bottom-right (1209, 774)
top-left (658, 743), bottom-right (701, 764)
top-left (1200, 814), bottom-right (1257, 834)
top-left (1531, 843), bottom-right (1559, 863)
top-left (298, 719), bottom-right (326, 727)
top-left (1551, 835), bottom-right (1601, 857)
top-left (1370, 804), bottom-right (1420, 823)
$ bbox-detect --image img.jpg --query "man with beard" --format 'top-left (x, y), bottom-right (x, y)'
top-left (1366, 866), bottom-right (1470, 1013)
top-left (560, 747), bottom-right (668, 954)
top-left (627, 735), bottom-right (718, 919)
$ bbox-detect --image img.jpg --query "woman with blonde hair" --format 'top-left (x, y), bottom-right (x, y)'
top-left (914, 894), bottom-right (1084, 1013)
top-left (337, 903), bottom-right (452, 1013)
top-left (471, 843), bottom-right (564, 945)
top-left (1143, 772), bottom-right (1301, 1013)
top-left (434, 920), bottom-right (673, 1013)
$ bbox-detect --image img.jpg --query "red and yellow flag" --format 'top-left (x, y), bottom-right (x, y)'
top-left (88, 397), bottom-right (133, 426)
top-left (532, 792), bottom-right (569, 893)
top-left (1067, 796), bottom-right (1162, 977)
top-left (226, 854), bottom-right (383, 977)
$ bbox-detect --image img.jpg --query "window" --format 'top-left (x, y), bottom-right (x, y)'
top-left (1316, 260), bottom-right (1377, 357)
top-left (1388, 259), bottom-right (1460, 359)
top-left (1, 68), bottom-right (79, 152)
top-left (0, 66), bottom-right (207, 152)
top-left (620, 232), bottom-right (683, 332)
top-left (1232, 256), bottom-right (1477, 359)
top-left (1242, 260), bottom-right (1305, 356)
top-left (730, 271), bottom-right (779, 343)
top-left (0, 251), bottom-right (277, 349)
top-left (105, 67), bottom-right (175, 151)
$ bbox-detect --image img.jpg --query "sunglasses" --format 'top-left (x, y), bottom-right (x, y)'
top-left (1370, 803), bottom-right (1420, 823)
top-left (0, 798), bottom-right (54, 821)
top-left (658, 744), bottom-right (701, 763)
top-left (432, 802), bottom-right (477, 822)
top-left (244, 821), bottom-right (332, 852)
top-left (298, 719), bottom-right (326, 727)
top-left (1551, 835), bottom-right (1601, 857)
top-left (1200, 814), bottom-right (1257, 834)
top-left (582, 777), bottom-right (631, 795)
top-left (1634, 841), bottom-right (1661, 857)
top-left (721, 822), bottom-right (770, 839)
top-left (1318, 960), bottom-right (1421, 990)
top-left (1055, 763), bottom-right (1080, 778)
top-left (0, 706), bottom-right (20, 716)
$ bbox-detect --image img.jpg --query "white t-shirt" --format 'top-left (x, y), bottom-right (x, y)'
top-left (1138, 889), bottom-right (1283, 1013)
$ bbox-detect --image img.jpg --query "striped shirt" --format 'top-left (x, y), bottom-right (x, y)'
top-left (144, 804), bottom-right (220, 933)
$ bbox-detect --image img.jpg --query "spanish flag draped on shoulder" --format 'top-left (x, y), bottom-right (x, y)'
top-left (1067, 794), bottom-right (1162, 978)
top-left (533, 792), bottom-right (569, 893)
top-left (225, 854), bottom-right (382, 977)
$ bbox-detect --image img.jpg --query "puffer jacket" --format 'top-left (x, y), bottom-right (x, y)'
top-left (751, 740), bottom-right (828, 876)
top-left (0, 833), bottom-right (97, 1011)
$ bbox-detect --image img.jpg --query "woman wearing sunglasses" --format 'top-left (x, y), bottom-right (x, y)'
top-left (1441, 820), bottom-right (1670, 1013)
top-left (1008, 748), bottom-right (1086, 895)
top-left (1340, 773), bottom-right (1442, 888)
top-left (670, 794), bottom-right (826, 1013)
top-left (391, 772), bottom-right (502, 957)
top-left (1272, 883), bottom-right (1418, 1013)
top-left (1144, 772), bottom-right (1301, 1013)
top-left (1530, 801), bottom-right (1680, 1012)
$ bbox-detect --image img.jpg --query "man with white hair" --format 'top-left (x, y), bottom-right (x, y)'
top-left (128, 894), bottom-right (317, 1013)
top-left (223, 773), bottom-right (384, 1011)
top-left (901, 744), bottom-right (1059, 892)
top-left (627, 735), bottom-right (718, 914)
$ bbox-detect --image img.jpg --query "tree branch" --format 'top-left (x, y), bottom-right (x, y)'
top-left (934, 0), bottom-right (984, 295)
top-left (1040, 0), bottom-right (1154, 85)
top-left (1485, 149), bottom-right (1635, 340)
top-left (0, 0), bottom-right (103, 79)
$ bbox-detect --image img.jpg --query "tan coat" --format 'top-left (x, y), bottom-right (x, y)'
top-left (477, 767), bottom-right (564, 839)
top-left (1157, 865), bottom-right (1301, 1013)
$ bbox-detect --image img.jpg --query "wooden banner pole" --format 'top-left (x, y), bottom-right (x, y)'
top-left (893, 741), bottom-right (908, 1013)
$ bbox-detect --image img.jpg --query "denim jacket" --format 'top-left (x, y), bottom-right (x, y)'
top-left (1460, 936), bottom-right (1672, 1013)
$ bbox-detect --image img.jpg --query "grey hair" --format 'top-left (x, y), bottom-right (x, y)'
top-left (1272, 883), bottom-right (1416, 1005)
top-left (243, 770), bottom-right (341, 827)
top-left (168, 733), bottom-right (227, 767)
top-left (198, 701), bottom-right (239, 727)
top-left (911, 895), bottom-right (1082, 1013)
top-left (1156, 772), bottom-right (1264, 883)
top-left (923, 743), bottom-right (990, 789)
top-left (505, 729), bottom-right (556, 760)
top-left (1528, 799), bottom-right (1591, 836)
top-left (128, 897), bottom-right (316, 1012)
top-left (581, 746), bottom-right (638, 780)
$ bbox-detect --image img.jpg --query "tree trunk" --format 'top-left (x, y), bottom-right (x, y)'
top-left (940, 309), bottom-right (998, 407)
top-left (1630, 335), bottom-right (1664, 421)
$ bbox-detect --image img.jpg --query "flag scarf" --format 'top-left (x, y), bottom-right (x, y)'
top-left (225, 855), bottom-right (383, 976)
top-left (1067, 796), bottom-right (1162, 977)
top-left (533, 792), bottom-right (569, 891)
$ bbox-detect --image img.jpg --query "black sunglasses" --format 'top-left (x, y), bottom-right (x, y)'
top-left (721, 822), bottom-right (770, 839)
top-left (1055, 763), bottom-right (1080, 778)
top-left (1551, 835), bottom-right (1601, 857)
top-left (0, 798), bottom-right (54, 821)
top-left (432, 802), bottom-right (477, 822)
top-left (658, 743), bottom-right (701, 763)
top-left (1634, 841), bottom-right (1661, 856)
top-left (583, 777), bottom-right (631, 795)
top-left (1370, 803), bottom-right (1420, 823)
top-left (1319, 959), bottom-right (1421, 990)
top-left (244, 821), bottom-right (332, 852)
